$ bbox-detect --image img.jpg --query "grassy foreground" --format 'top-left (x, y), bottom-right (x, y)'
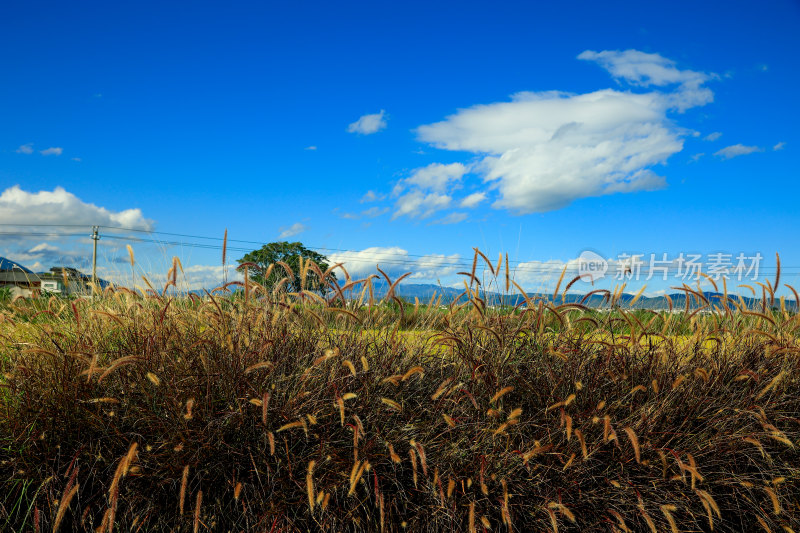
top-left (1, 261), bottom-right (799, 532)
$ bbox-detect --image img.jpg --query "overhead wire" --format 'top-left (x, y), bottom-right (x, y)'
top-left (0, 223), bottom-right (795, 274)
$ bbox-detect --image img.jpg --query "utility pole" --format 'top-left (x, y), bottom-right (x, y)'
top-left (91, 226), bottom-right (99, 296)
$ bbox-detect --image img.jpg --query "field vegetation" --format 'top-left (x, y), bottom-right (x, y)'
top-left (1, 251), bottom-right (799, 531)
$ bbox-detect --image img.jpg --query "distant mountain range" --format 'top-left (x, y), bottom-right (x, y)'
top-left (362, 281), bottom-right (798, 311)
top-left (191, 280), bottom-right (796, 311)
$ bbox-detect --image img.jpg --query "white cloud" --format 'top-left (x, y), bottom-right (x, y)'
top-left (305, 145), bottom-right (317, 151)
top-left (328, 246), bottom-right (461, 282)
top-left (703, 132), bottom-right (722, 141)
top-left (389, 163), bottom-right (468, 219)
top-left (181, 264), bottom-right (243, 290)
top-left (392, 191), bottom-right (451, 220)
top-left (511, 255), bottom-right (631, 290)
top-left (460, 192), bottom-right (487, 208)
top-left (511, 259), bottom-right (575, 287)
top-left (403, 163), bottom-right (467, 192)
top-left (714, 144), bottom-right (762, 160)
top-left (413, 50), bottom-right (714, 214)
top-left (578, 49), bottom-right (714, 110)
top-left (690, 153), bottom-right (705, 162)
top-left (773, 142), bottom-right (785, 151)
top-left (71, 157), bottom-right (82, 162)
top-left (347, 110), bottom-right (388, 135)
top-left (279, 222), bottom-right (308, 238)
top-left (16, 143), bottom-right (34, 154)
top-left (430, 212), bottom-right (467, 225)
top-left (0, 185), bottom-right (155, 231)
top-left (40, 147), bottom-right (63, 156)
top-left (28, 242), bottom-right (61, 253)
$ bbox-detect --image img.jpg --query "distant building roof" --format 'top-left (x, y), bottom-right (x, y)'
top-left (0, 256), bottom-right (33, 273)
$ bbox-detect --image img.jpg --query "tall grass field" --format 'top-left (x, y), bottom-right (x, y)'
top-left (1, 252), bottom-right (799, 532)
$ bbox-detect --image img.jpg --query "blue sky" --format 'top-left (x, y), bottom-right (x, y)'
top-left (1, 1), bottom-right (798, 295)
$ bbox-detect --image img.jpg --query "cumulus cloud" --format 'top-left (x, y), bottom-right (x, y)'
top-left (0, 185), bottom-right (155, 231)
top-left (278, 222), bottom-right (308, 238)
top-left (347, 110), bottom-right (388, 135)
top-left (389, 163), bottom-right (469, 219)
top-left (703, 132), bottom-right (722, 141)
top-left (392, 191), bottom-right (451, 220)
top-left (414, 49), bottom-right (715, 214)
top-left (403, 163), bottom-right (467, 192)
top-left (327, 246), bottom-right (461, 282)
top-left (460, 192), bottom-right (487, 208)
top-left (16, 143), bottom-right (34, 154)
top-left (714, 144), bottom-right (762, 160)
top-left (40, 147), bottom-right (63, 156)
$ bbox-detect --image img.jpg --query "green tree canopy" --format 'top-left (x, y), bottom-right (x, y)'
top-left (237, 241), bottom-right (335, 293)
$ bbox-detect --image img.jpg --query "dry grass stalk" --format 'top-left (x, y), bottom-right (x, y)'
top-left (661, 504), bottom-right (679, 533)
top-left (306, 460), bottom-right (316, 513)
top-left (623, 427), bottom-right (641, 463)
top-left (193, 490), bottom-right (202, 533)
top-left (468, 501), bottom-right (476, 533)
top-left (179, 465), bottom-right (189, 515)
top-left (53, 483), bottom-right (79, 533)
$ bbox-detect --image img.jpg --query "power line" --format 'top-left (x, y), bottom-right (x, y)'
top-left (2, 223), bottom-right (798, 274)
top-left (97, 234), bottom-right (800, 274)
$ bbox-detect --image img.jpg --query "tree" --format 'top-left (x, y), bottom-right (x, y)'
top-left (237, 241), bottom-right (335, 293)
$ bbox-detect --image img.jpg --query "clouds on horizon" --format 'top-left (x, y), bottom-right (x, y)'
top-left (327, 246), bottom-right (462, 282)
top-left (96, 263), bottom-right (245, 292)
